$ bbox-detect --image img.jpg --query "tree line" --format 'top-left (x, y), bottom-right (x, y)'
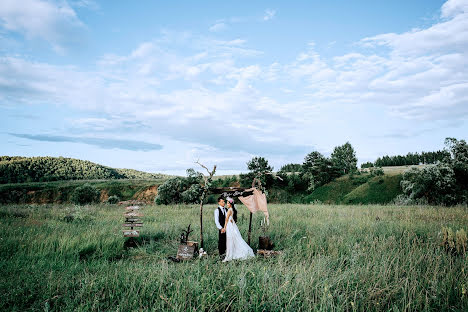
top-left (155, 142), bottom-right (359, 204)
top-left (361, 150), bottom-right (450, 168)
top-left (0, 156), bottom-right (164, 184)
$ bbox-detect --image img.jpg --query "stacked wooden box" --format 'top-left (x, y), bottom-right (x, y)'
top-left (123, 205), bottom-right (143, 237)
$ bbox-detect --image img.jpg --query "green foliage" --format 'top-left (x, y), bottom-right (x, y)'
top-left (0, 156), bottom-right (165, 184)
top-left (361, 161), bottom-right (374, 168)
top-left (205, 194), bottom-right (217, 204)
top-left (302, 151), bottom-right (341, 191)
top-left (155, 168), bottom-right (203, 205)
top-left (71, 183), bottom-right (100, 205)
top-left (279, 163), bottom-right (302, 173)
top-left (369, 167), bottom-right (384, 176)
top-left (331, 141), bottom-right (358, 175)
top-left (401, 164), bottom-right (457, 206)
top-left (444, 137), bottom-right (468, 198)
top-left (106, 195), bottom-right (120, 204)
top-left (374, 150), bottom-right (450, 167)
top-left (399, 137), bottom-right (468, 206)
top-left (247, 156), bottom-right (273, 174)
top-left (240, 157), bottom-right (274, 189)
top-left (154, 177), bottom-right (187, 205)
top-left (181, 183), bottom-right (204, 204)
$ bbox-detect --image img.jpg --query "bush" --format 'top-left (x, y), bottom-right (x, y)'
top-left (107, 195), bottom-right (120, 204)
top-left (154, 177), bottom-right (186, 205)
top-left (401, 164), bottom-right (457, 206)
top-left (71, 183), bottom-right (100, 205)
top-left (181, 184), bottom-right (203, 204)
top-left (205, 194), bottom-right (216, 204)
top-left (370, 167), bottom-right (384, 176)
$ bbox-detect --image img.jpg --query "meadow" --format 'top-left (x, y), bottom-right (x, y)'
top-left (1, 203), bottom-right (467, 311)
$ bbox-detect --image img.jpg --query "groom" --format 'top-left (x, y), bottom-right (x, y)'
top-left (214, 196), bottom-right (227, 256)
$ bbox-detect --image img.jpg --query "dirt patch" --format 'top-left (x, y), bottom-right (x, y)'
top-left (231, 181), bottom-right (241, 188)
top-left (133, 185), bottom-right (158, 203)
top-left (100, 189), bottom-right (109, 202)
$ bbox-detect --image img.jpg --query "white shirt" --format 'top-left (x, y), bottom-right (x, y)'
top-left (214, 205), bottom-right (227, 230)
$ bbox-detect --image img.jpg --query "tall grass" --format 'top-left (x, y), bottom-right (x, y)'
top-left (1, 203), bottom-right (467, 311)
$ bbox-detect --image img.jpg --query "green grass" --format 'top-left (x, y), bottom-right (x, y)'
top-left (1, 203), bottom-right (467, 311)
top-left (343, 175), bottom-right (403, 205)
top-left (304, 175), bottom-right (369, 204)
top-left (304, 173), bottom-right (403, 205)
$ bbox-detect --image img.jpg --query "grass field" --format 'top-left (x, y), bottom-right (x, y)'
top-left (1, 203), bottom-right (467, 311)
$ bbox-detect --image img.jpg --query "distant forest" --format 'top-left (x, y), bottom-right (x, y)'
top-left (361, 150), bottom-right (450, 168)
top-left (0, 156), bottom-right (164, 184)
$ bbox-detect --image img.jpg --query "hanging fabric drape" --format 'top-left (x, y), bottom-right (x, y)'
top-left (238, 188), bottom-right (269, 224)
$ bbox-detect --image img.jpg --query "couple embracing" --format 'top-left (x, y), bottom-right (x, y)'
top-left (214, 197), bottom-right (255, 262)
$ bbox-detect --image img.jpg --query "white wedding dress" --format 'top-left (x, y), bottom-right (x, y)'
top-left (223, 208), bottom-right (255, 262)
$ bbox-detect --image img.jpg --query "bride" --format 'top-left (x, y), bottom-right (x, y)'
top-left (222, 197), bottom-right (255, 262)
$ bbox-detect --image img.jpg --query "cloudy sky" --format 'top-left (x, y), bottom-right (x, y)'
top-left (1, 0), bottom-right (467, 175)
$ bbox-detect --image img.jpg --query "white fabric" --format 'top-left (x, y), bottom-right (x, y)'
top-left (223, 208), bottom-right (255, 262)
top-left (214, 206), bottom-right (226, 230)
top-left (238, 188), bottom-right (269, 224)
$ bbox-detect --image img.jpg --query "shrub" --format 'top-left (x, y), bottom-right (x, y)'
top-left (107, 195), bottom-right (120, 204)
top-left (205, 194), bottom-right (216, 204)
top-left (71, 183), bottom-right (100, 205)
top-left (370, 167), bottom-right (384, 176)
top-left (401, 164), bottom-right (457, 205)
top-left (62, 205), bottom-right (95, 223)
top-left (154, 177), bottom-right (186, 205)
top-left (181, 184), bottom-right (203, 204)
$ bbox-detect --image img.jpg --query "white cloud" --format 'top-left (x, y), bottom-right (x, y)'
top-left (3, 0), bottom-right (468, 171)
top-left (209, 22), bottom-right (227, 32)
top-left (0, 0), bottom-right (85, 51)
top-left (361, 0), bottom-right (468, 56)
top-left (263, 9), bottom-right (276, 21)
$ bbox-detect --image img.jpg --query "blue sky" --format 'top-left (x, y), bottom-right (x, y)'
top-left (1, 0), bottom-right (467, 175)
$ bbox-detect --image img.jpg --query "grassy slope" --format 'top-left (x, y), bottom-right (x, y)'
top-left (304, 175), bottom-right (370, 204)
top-left (0, 203), bottom-right (467, 311)
top-left (304, 166), bottom-right (413, 204)
top-left (342, 175), bottom-right (403, 204)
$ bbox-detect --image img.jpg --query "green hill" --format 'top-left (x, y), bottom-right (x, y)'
top-left (304, 170), bottom-right (405, 205)
top-left (0, 156), bottom-right (166, 184)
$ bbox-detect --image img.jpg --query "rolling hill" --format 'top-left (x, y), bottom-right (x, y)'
top-left (0, 156), bottom-right (166, 184)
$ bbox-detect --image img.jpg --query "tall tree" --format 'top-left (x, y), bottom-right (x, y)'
top-left (302, 151), bottom-right (340, 190)
top-left (331, 142), bottom-right (358, 174)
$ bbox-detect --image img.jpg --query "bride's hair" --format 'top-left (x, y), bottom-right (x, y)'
top-left (227, 198), bottom-right (238, 223)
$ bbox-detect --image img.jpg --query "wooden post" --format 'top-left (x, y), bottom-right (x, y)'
top-left (248, 211), bottom-right (253, 245)
top-left (196, 161), bottom-right (216, 250)
top-left (199, 189), bottom-right (206, 249)
top-left (247, 177), bottom-right (259, 246)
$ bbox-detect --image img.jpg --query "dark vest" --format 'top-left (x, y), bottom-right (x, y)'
top-left (217, 207), bottom-right (226, 227)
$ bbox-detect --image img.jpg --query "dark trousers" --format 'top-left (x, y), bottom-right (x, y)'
top-left (218, 230), bottom-right (226, 255)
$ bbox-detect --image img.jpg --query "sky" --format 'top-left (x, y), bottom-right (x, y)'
top-left (1, 0), bottom-right (467, 175)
